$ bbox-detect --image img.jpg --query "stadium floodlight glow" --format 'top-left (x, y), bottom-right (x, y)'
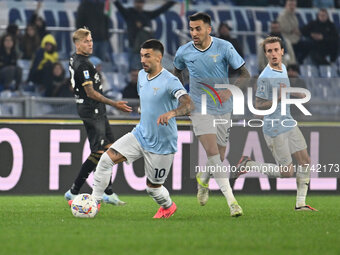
top-left (201, 84), bottom-right (312, 116)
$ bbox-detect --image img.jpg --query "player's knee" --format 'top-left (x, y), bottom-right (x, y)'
top-left (146, 179), bottom-right (162, 189)
top-left (97, 152), bottom-right (114, 170)
top-left (106, 148), bottom-right (126, 164)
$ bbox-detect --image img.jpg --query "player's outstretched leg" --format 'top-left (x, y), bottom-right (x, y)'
top-left (65, 152), bottom-right (102, 200)
top-left (196, 171), bottom-right (210, 206)
top-left (295, 163), bottom-right (317, 211)
top-left (231, 155), bottom-right (251, 179)
top-left (147, 185), bottom-right (177, 218)
top-left (92, 152), bottom-right (115, 203)
top-left (208, 154), bottom-right (243, 217)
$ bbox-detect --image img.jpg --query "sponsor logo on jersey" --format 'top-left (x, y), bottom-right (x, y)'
top-left (83, 70), bottom-right (90, 79)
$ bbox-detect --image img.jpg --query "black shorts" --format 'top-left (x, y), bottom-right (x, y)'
top-left (77, 103), bottom-right (114, 152)
top-left (81, 114), bottom-right (114, 152)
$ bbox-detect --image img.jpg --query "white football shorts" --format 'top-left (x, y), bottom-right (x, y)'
top-left (190, 112), bottom-right (232, 147)
top-left (264, 126), bottom-right (307, 166)
top-left (111, 132), bottom-right (174, 185)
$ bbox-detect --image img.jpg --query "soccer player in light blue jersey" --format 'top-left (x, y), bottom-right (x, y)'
top-left (235, 36), bottom-right (317, 211)
top-left (174, 12), bottom-right (250, 217)
top-left (92, 39), bottom-right (194, 218)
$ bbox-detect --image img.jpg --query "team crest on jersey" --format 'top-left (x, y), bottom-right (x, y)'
top-left (83, 70), bottom-right (90, 79)
top-left (153, 87), bottom-right (160, 95)
top-left (209, 54), bottom-right (219, 63)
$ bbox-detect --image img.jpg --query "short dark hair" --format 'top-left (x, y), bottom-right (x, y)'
top-left (189, 12), bottom-right (211, 25)
top-left (141, 39), bottom-right (164, 56)
top-left (262, 36), bottom-right (284, 52)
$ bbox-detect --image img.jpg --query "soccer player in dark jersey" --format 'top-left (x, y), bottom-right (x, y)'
top-left (64, 28), bottom-right (132, 205)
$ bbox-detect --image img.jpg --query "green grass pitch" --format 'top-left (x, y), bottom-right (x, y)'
top-left (0, 195), bottom-right (339, 255)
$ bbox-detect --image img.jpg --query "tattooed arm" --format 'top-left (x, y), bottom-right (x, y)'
top-left (218, 65), bottom-right (251, 102)
top-left (173, 67), bottom-right (185, 85)
top-left (234, 65), bottom-right (251, 90)
top-left (255, 97), bottom-right (273, 110)
top-left (157, 94), bottom-right (194, 126)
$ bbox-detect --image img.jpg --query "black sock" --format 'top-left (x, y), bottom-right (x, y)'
top-left (70, 153), bottom-right (101, 194)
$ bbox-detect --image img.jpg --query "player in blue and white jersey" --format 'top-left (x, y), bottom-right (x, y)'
top-left (235, 36), bottom-right (317, 211)
top-left (92, 39), bottom-right (194, 218)
top-left (174, 12), bottom-right (250, 217)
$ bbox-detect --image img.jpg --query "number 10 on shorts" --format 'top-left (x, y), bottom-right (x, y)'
top-left (155, 168), bottom-right (166, 178)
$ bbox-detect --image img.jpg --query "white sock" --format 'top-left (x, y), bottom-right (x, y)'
top-left (92, 152), bottom-right (114, 202)
top-left (208, 154), bottom-right (236, 207)
top-left (198, 170), bottom-right (211, 185)
top-left (146, 185), bottom-right (172, 209)
top-left (296, 165), bottom-right (310, 207)
top-left (247, 160), bottom-right (281, 177)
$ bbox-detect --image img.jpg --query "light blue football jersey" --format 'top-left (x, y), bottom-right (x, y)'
top-left (174, 36), bottom-right (244, 115)
top-left (132, 68), bottom-right (185, 154)
top-left (256, 64), bottom-right (295, 137)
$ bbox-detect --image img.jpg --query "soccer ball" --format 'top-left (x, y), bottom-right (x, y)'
top-left (71, 194), bottom-right (98, 218)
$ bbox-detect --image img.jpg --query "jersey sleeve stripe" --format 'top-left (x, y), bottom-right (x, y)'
top-left (233, 61), bottom-right (246, 71)
top-left (82, 81), bottom-right (93, 86)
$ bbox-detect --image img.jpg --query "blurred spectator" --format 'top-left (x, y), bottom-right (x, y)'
top-left (76, 0), bottom-right (111, 62)
top-left (89, 56), bottom-right (111, 92)
top-left (41, 62), bottom-right (66, 97)
top-left (4, 24), bottom-right (22, 57)
top-left (122, 69), bottom-right (139, 99)
top-left (287, 64), bottom-right (307, 89)
top-left (28, 34), bottom-right (58, 94)
top-left (258, 21), bottom-right (296, 70)
top-left (20, 24), bottom-right (40, 60)
top-left (29, 0), bottom-right (48, 39)
top-left (218, 23), bottom-right (243, 57)
top-left (313, 0), bottom-right (334, 8)
top-left (218, 22), bottom-right (243, 78)
top-left (53, 78), bottom-right (73, 97)
top-left (335, 0), bottom-right (340, 8)
top-left (0, 34), bottom-right (22, 91)
top-left (297, 0), bottom-right (312, 7)
top-left (48, 63), bottom-right (72, 97)
top-left (277, 0), bottom-right (307, 63)
top-left (114, 0), bottom-right (176, 69)
top-left (301, 8), bottom-right (339, 65)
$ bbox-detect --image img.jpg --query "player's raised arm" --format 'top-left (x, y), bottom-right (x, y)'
top-left (83, 84), bottom-right (132, 112)
top-left (157, 94), bottom-right (194, 126)
top-left (255, 82), bottom-right (285, 110)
